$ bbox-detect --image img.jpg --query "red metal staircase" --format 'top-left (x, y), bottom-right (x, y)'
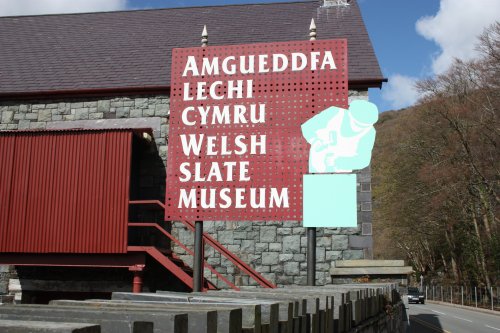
top-left (128, 200), bottom-right (276, 291)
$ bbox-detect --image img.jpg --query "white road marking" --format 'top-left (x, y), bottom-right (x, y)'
top-left (485, 325), bottom-right (500, 331)
top-left (452, 315), bottom-right (472, 322)
top-left (431, 309), bottom-right (446, 315)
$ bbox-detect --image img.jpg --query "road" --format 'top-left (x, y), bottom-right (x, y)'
top-left (405, 300), bottom-right (500, 333)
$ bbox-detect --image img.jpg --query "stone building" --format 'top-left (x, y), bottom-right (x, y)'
top-left (0, 0), bottom-right (385, 300)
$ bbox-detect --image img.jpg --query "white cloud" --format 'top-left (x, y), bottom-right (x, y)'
top-left (382, 0), bottom-right (500, 110)
top-left (0, 0), bottom-right (127, 17)
top-left (416, 0), bottom-right (500, 74)
top-left (381, 74), bottom-right (420, 110)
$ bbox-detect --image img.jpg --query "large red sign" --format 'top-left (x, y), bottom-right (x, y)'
top-left (165, 40), bottom-right (347, 221)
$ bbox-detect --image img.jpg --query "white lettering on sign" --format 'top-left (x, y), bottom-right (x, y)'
top-left (182, 51), bottom-right (337, 77)
top-left (177, 187), bottom-right (289, 209)
top-left (181, 104), bottom-right (266, 126)
top-left (179, 134), bottom-right (266, 156)
top-left (174, 47), bottom-right (342, 212)
top-left (183, 80), bottom-right (253, 101)
top-left (179, 161), bottom-right (248, 182)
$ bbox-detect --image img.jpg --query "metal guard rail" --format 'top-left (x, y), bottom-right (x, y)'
top-left (129, 200), bottom-right (276, 289)
top-left (182, 220), bottom-right (276, 288)
top-left (128, 222), bottom-right (235, 290)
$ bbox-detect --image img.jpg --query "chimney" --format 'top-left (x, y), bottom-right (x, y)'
top-left (322, 0), bottom-right (350, 7)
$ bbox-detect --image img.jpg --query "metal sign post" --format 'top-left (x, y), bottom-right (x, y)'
top-left (193, 219), bottom-right (204, 292)
top-left (307, 227), bottom-right (316, 286)
top-left (307, 19), bottom-right (317, 286)
top-left (193, 26), bottom-right (208, 293)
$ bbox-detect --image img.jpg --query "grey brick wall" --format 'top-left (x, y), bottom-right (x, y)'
top-left (0, 89), bottom-right (373, 290)
top-left (0, 266), bottom-right (12, 294)
top-left (0, 95), bottom-right (168, 144)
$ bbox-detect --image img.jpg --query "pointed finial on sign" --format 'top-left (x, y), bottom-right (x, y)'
top-left (201, 25), bottom-right (208, 47)
top-left (309, 18), bottom-right (317, 41)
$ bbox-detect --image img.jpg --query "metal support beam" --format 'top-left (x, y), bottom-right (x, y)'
top-left (0, 252), bottom-right (146, 268)
top-left (307, 227), bottom-right (316, 286)
top-left (193, 220), bottom-right (204, 292)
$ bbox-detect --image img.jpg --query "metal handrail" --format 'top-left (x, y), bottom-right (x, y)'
top-left (183, 220), bottom-right (276, 288)
top-left (129, 200), bottom-right (276, 288)
top-left (128, 222), bottom-right (237, 290)
top-left (128, 245), bottom-right (193, 289)
top-left (129, 200), bottom-right (166, 208)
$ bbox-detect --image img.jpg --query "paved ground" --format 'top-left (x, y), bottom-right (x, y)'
top-left (404, 300), bottom-right (500, 333)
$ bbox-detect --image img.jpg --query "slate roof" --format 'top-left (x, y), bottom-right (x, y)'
top-left (0, 0), bottom-right (385, 97)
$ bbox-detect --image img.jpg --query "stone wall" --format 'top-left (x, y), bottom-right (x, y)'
top-left (0, 89), bottom-right (373, 291)
top-left (0, 95), bottom-right (169, 148)
top-left (0, 266), bottom-right (11, 295)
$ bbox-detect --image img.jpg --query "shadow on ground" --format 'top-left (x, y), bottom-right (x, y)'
top-left (407, 313), bottom-right (444, 333)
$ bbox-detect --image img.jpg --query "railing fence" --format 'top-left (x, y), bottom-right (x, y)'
top-left (425, 285), bottom-right (499, 311)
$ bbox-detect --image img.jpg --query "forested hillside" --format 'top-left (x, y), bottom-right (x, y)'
top-left (372, 23), bottom-right (499, 288)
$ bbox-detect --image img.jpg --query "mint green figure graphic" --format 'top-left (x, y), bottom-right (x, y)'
top-left (301, 100), bottom-right (378, 228)
top-left (301, 100), bottom-right (378, 173)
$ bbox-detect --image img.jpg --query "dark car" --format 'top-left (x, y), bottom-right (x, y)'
top-left (407, 287), bottom-right (425, 304)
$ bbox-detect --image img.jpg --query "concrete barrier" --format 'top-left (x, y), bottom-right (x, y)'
top-left (285, 285), bottom-right (391, 333)
top-left (0, 283), bottom-right (403, 333)
top-left (50, 299), bottom-right (242, 333)
top-left (151, 291), bottom-right (281, 333)
top-left (255, 287), bottom-right (337, 333)
top-left (287, 286), bottom-right (349, 332)
top-left (0, 320), bottom-right (101, 333)
top-left (0, 313), bottom-right (150, 333)
top-left (113, 292), bottom-right (266, 333)
top-left (202, 290), bottom-right (297, 333)
top-left (205, 290), bottom-right (318, 333)
top-left (0, 305), bottom-right (186, 333)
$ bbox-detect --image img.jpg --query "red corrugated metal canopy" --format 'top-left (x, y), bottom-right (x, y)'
top-left (0, 129), bottom-right (137, 254)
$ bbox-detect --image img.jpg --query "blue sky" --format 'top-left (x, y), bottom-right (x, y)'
top-left (1, 0), bottom-right (499, 112)
top-left (357, 0), bottom-right (440, 111)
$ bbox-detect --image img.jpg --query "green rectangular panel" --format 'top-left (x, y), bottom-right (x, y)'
top-left (303, 173), bottom-right (357, 227)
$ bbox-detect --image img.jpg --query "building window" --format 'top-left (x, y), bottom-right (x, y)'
top-left (361, 202), bottom-right (372, 211)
